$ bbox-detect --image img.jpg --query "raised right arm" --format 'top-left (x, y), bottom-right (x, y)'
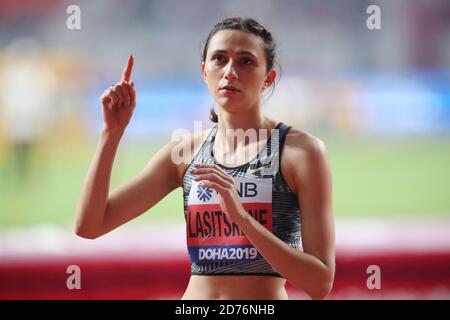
top-left (75, 55), bottom-right (180, 239)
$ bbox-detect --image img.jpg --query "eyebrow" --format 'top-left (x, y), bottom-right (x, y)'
top-left (210, 49), bottom-right (257, 57)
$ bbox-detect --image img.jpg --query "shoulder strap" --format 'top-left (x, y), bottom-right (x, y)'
top-left (278, 123), bottom-right (292, 152)
top-left (194, 125), bottom-right (218, 163)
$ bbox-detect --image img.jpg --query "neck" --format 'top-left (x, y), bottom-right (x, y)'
top-left (214, 103), bottom-right (277, 154)
top-left (216, 103), bottom-right (269, 133)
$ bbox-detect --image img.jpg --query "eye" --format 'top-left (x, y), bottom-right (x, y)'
top-left (212, 55), bottom-right (225, 63)
top-left (241, 58), bottom-right (253, 65)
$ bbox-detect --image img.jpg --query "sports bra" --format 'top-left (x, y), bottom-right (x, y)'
top-left (182, 122), bottom-right (301, 276)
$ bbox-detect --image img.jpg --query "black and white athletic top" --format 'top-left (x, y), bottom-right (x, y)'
top-left (182, 122), bottom-right (301, 276)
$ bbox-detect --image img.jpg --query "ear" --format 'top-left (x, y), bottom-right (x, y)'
top-left (201, 62), bottom-right (207, 82)
top-left (262, 69), bottom-right (277, 90)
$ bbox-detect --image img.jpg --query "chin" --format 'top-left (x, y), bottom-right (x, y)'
top-left (217, 101), bottom-right (244, 113)
top-left (215, 96), bottom-right (241, 107)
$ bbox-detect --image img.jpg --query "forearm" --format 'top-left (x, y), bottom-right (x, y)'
top-left (235, 212), bottom-right (334, 299)
top-left (75, 128), bottom-right (124, 238)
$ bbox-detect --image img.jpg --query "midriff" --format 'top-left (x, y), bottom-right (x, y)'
top-left (181, 275), bottom-right (288, 300)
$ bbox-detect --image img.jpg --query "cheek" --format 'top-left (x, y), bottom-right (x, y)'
top-left (244, 77), bottom-right (265, 95)
top-left (246, 69), bottom-right (267, 86)
top-left (204, 67), bottom-right (221, 86)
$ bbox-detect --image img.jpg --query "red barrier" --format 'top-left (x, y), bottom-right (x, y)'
top-left (1, 251), bottom-right (449, 299)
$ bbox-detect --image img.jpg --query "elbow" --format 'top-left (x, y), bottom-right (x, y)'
top-left (307, 270), bottom-right (335, 300)
top-left (309, 282), bottom-right (333, 300)
top-left (75, 228), bottom-right (98, 240)
top-left (74, 223), bottom-right (100, 240)
top-left (74, 209), bottom-right (105, 239)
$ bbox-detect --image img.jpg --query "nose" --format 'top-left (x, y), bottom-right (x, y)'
top-left (224, 60), bottom-right (238, 81)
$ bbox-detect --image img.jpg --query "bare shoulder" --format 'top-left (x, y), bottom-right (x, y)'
top-left (281, 128), bottom-right (330, 193)
top-left (173, 126), bottom-right (215, 186)
top-left (283, 128), bottom-right (328, 161)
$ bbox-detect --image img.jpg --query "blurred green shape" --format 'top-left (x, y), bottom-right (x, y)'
top-left (0, 136), bottom-right (449, 229)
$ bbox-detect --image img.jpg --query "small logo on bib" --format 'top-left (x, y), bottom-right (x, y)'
top-left (197, 186), bottom-right (213, 202)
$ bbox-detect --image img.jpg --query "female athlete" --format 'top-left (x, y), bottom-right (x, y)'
top-left (75, 17), bottom-right (335, 300)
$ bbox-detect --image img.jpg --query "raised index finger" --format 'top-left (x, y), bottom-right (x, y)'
top-left (121, 54), bottom-right (134, 82)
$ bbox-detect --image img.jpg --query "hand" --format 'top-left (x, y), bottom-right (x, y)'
top-left (192, 164), bottom-right (246, 223)
top-left (100, 54), bottom-right (136, 134)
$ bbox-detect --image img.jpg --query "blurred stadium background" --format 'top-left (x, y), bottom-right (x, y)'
top-left (0, 0), bottom-right (449, 299)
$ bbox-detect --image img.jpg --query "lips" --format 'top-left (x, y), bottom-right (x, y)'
top-left (219, 85), bottom-right (241, 93)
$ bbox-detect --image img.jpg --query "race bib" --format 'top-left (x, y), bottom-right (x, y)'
top-left (186, 176), bottom-right (272, 263)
